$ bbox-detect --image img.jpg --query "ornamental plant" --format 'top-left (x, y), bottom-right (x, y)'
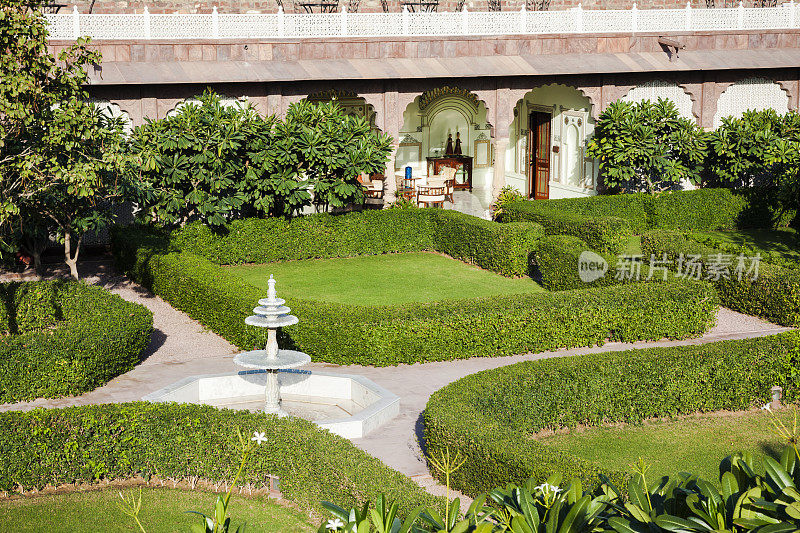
top-left (0, 0), bottom-right (140, 278)
top-left (706, 109), bottom-right (800, 223)
top-left (587, 98), bottom-right (707, 194)
top-left (130, 94), bottom-right (393, 226)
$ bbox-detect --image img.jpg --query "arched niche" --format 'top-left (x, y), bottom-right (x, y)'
top-left (713, 78), bottom-right (790, 129)
top-left (90, 100), bottom-right (134, 135)
top-left (622, 80), bottom-right (695, 121)
top-left (507, 84), bottom-right (597, 200)
top-left (398, 87), bottom-right (494, 190)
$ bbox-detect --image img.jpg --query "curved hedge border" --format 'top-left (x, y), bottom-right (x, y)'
top-left (0, 281), bottom-right (153, 403)
top-left (112, 223), bottom-right (718, 365)
top-left (641, 230), bottom-right (800, 326)
top-left (0, 402), bottom-right (441, 516)
top-left (423, 330), bottom-right (800, 498)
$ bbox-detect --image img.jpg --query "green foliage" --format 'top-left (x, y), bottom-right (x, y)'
top-left (0, 403), bottom-right (441, 517)
top-left (131, 90), bottom-right (279, 226)
top-left (423, 331), bottom-right (800, 498)
top-left (170, 209), bottom-right (543, 278)
top-left (280, 100), bottom-right (393, 211)
top-left (111, 225), bottom-right (716, 365)
top-left (130, 95), bottom-right (393, 226)
top-left (499, 203), bottom-right (633, 255)
top-left (641, 230), bottom-right (800, 326)
top-left (587, 99), bottom-right (707, 194)
top-left (685, 229), bottom-right (800, 270)
top-left (535, 235), bottom-right (615, 291)
top-left (500, 189), bottom-right (793, 251)
top-left (0, 1), bottom-right (138, 278)
top-left (492, 185), bottom-right (526, 221)
top-left (0, 281), bottom-right (152, 402)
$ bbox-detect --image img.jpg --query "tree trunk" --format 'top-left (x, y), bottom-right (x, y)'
top-left (21, 234), bottom-right (47, 279)
top-left (63, 232), bottom-right (82, 280)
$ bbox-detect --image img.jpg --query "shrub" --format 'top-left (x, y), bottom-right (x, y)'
top-left (170, 209), bottom-right (544, 278)
top-left (586, 98), bottom-right (707, 193)
top-left (499, 205), bottom-right (633, 255)
top-left (423, 331), bottom-right (800, 497)
top-left (0, 402), bottom-right (440, 516)
top-left (535, 235), bottom-right (616, 291)
top-left (112, 227), bottom-right (717, 365)
top-left (641, 230), bottom-right (800, 326)
top-left (501, 188), bottom-right (794, 244)
top-left (0, 281), bottom-right (153, 402)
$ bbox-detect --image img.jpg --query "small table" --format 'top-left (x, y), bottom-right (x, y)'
top-left (427, 156), bottom-right (473, 191)
top-left (400, 0), bottom-right (439, 11)
top-left (299, 1), bottom-right (339, 12)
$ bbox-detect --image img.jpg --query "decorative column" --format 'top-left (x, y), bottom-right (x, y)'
top-left (492, 137), bottom-right (509, 199)
top-left (384, 142), bottom-right (399, 205)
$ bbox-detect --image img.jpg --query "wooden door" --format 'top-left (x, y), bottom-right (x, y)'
top-left (527, 111), bottom-right (551, 200)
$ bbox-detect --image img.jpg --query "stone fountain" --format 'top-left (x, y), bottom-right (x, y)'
top-left (143, 275), bottom-right (399, 438)
top-left (233, 275), bottom-right (311, 416)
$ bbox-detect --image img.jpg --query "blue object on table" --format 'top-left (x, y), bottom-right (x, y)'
top-left (405, 166), bottom-right (412, 180)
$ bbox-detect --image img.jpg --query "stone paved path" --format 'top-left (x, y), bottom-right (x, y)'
top-left (1, 261), bottom-right (790, 482)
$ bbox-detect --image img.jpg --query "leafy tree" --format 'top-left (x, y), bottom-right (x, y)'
top-left (706, 109), bottom-right (800, 220)
top-left (131, 91), bottom-right (280, 226)
top-left (0, 0), bottom-right (137, 278)
top-left (131, 94), bottom-right (393, 226)
top-left (278, 100), bottom-right (393, 212)
top-left (587, 98), bottom-right (707, 194)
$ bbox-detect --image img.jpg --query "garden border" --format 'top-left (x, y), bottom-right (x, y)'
top-left (111, 210), bottom-right (718, 366)
top-left (0, 281), bottom-right (153, 403)
top-left (423, 330), bottom-right (800, 498)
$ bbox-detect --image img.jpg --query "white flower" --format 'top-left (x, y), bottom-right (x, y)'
top-left (534, 482), bottom-right (562, 494)
top-left (326, 518), bottom-right (344, 531)
top-left (251, 431), bottom-right (268, 445)
top-left (761, 403), bottom-right (773, 413)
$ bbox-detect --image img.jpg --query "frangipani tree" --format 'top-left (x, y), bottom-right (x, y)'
top-left (587, 98), bottom-right (707, 194)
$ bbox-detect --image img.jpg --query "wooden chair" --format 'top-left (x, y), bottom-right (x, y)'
top-left (440, 167), bottom-right (457, 202)
top-left (417, 185), bottom-right (446, 208)
top-left (399, 175), bottom-right (419, 200)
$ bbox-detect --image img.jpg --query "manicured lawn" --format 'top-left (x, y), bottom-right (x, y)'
top-left (227, 252), bottom-right (545, 306)
top-left (540, 409), bottom-right (794, 482)
top-left (0, 487), bottom-right (314, 532)
top-left (688, 228), bottom-right (800, 268)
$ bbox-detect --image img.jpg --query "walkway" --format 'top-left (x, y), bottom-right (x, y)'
top-left (0, 261), bottom-right (790, 481)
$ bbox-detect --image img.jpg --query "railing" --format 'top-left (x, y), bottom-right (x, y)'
top-left (45, 2), bottom-right (800, 40)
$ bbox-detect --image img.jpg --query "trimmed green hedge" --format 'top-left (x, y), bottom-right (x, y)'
top-left (0, 281), bottom-right (153, 403)
top-left (536, 235), bottom-right (619, 291)
top-left (112, 226), bottom-right (718, 366)
top-left (423, 330), bottom-right (800, 498)
top-left (641, 230), bottom-right (800, 326)
top-left (500, 189), bottom-right (796, 247)
top-left (170, 209), bottom-right (544, 278)
top-left (0, 403), bottom-right (440, 516)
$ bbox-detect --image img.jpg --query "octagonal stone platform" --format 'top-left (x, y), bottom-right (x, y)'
top-left (142, 369), bottom-right (399, 439)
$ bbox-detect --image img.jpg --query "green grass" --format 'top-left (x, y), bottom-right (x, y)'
top-left (539, 409), bottom-right (795, 482)
top-left (687, 228), bottom-right (800, 268)
top-left (226, 252), bottom-right (545, 306)
top-left (0, 487), bottom-right (314, 532)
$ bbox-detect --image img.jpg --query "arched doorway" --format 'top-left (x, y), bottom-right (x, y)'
top-left (507, 84), bottom-right (597, 200)
top-left (398, 86), bottom-right (494, 194)
top-left (622, 80), bottom-right (695, 121)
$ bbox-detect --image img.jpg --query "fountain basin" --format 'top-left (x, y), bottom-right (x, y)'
top-left (142, 370), bottom-right (399, 439)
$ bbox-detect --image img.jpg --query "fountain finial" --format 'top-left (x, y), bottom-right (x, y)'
top-left (267, 274), bottom-right (277, 302)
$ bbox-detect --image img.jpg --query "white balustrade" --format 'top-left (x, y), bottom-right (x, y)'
top-left (44, 3), bottom-right (800, 40)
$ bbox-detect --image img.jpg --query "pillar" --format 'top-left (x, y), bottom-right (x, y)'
top-left (492, 137), bottom-right (509, 199)
top-left (384, 142), bottom-right (399, 205)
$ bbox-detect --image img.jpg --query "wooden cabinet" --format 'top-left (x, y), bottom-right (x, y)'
top-left (426, 156), bottom-right (473, 191)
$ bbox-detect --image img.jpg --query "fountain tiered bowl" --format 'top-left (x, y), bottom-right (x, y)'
top-left (143, 275), bottom-right (399, 439)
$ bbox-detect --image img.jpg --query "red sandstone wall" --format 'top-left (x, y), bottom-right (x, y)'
top-left (65, 0), bottom-right (717, 15)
